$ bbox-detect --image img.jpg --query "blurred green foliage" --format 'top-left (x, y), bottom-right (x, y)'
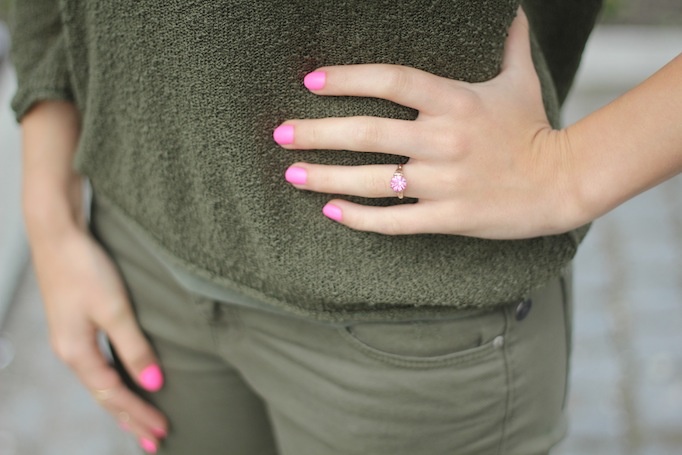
top-left (600, 0), bottom-right (682, 25)
top-left (0, 0), bottom-right (9, 22)
top-left (602, 0), bottom-right (625, 19)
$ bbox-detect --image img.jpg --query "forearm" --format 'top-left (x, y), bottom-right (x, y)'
top-left (566, 52), bottom-right (682, 223)
top-left (21, 100), bottom-right (84, 249)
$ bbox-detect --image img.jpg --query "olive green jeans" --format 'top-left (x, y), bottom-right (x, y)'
top-left (92, 200), bottom-right (573, 455)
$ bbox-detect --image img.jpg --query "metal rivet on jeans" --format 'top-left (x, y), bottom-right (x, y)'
top-left (515, 298), bottom-right (533, 321)
top-left (492, 336), bottom-right (505, 349)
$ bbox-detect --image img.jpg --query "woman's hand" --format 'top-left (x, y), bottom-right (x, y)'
top-left (21, 101), bottom-right (167, 454)
top-left (275, 9), bottom-right (583, 239)
top-left (31, 229), bottom-right (168, 453)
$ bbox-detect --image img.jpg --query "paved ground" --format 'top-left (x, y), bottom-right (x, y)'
top-left (553, 26), bottom-right (682, 455)
top-left (1, 25), bottom-right (681, 455)
top-left (0, 22), bottom-right (27, 326)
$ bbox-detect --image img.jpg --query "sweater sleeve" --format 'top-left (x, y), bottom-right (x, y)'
top-left (9, 0), bottom-right (74, 122)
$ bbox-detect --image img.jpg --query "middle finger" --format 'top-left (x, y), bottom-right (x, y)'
top-left (274, 116), bottom-right (426, 158)
top-left (74, 343), bottom-right (168, 441)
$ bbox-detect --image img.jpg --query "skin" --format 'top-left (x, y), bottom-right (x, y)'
top-left (20, 7), bottom-right (680, 451)
top-left (279, 11), bottom-right (682, 239)
top-left (21, 101), bottom-right (168, 450)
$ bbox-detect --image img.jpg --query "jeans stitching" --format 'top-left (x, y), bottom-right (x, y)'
top-left (496, 302), bottom-right (514, 455)
top-left (336, 324), bottom-right (504, 369)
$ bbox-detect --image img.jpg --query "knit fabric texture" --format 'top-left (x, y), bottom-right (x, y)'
top-left (11, 0), bottom-right (602, 322)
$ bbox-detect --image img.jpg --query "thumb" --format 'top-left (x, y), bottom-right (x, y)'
top-left (501, 7), bottom-right (534, 76)
top-left (105, 305), bottom-right (164, 393)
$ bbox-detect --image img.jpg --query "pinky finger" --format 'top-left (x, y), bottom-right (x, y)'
top-left (322, 199), bottom-right (450, 235)
top-left (118, 412), bottom-right (165, 454)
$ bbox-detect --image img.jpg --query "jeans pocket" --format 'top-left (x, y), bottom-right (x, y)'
top-left (331, 308), bottom-right (511, 452)
top-left (337, 307), bottom-right (507, 368)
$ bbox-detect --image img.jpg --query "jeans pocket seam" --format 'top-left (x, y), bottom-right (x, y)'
top-left (336, 326), bottom-right (503, 369)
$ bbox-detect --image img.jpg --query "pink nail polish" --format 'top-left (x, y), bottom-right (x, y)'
top-left (273, 125), bottom-right (294, 145)
top-left (139, 364), bottom-right (164, 392)
top-left (285, 166), bottom-right (307, 185)
top-left (140, 438), bottom-right (157, 454)
top-left (304, 71), bottom-right (326, 91)
top-left (151, 427), bottom-right (167, 439)
top-left (322, 204), bottom-right (343, 222)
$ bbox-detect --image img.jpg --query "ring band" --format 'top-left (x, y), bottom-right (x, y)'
top-left (93, 388), bottom-right (115, 402)
top-left (390, 163), bottom-right (407, 199)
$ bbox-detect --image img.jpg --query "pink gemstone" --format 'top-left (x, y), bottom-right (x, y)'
top-left (390, 174), bottom-right (407, 193)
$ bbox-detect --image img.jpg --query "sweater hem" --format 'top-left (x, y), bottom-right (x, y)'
top-left (91, 191), bottom-right (552, 324)
top-left (11, 86), bottom-right (74, 122)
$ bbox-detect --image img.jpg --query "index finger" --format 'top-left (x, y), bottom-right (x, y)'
top-left (71, 338), bottom-right (169, 435)
top-left (304, 64), bottom-right (458, 115)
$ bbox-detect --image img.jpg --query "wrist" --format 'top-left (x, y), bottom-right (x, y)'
top-left (23, 179), bottom-right (87, 247)
top-left (532, 127), bottom-right (594, 233)
top-left (560, 122), bottom-right (620, 228)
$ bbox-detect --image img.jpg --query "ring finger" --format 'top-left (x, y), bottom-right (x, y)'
top-left (285, 161), bottom-right (438, 199)
top-left (95, 387), bottom-right (165, 450)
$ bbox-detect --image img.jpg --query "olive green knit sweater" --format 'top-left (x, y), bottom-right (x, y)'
top-left (11, 0), bottom-right (601, 322)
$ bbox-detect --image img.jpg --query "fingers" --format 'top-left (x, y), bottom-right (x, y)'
top-left (320, 199), bottom-right (453, 235)
top-left (38, 233), bottom-right (169, 453)
top-left (301, 63), bottom-right (459, 115)
top-left (97, 384), bottom-right (168, 453)
top-left (93, 295), bottom-right (164, 393)
top-left (285, 161), bottom-right (445, 200)
top-left (56, 331), bottom-right (168, 453)
top-left (274, 116), bottom-right (422, 156)
top-left (284, 162), bottom-right (466, 235)
top-left (273, 13), bottom-right (544, 237)
top-left (92, 295), bottom-right (168, 451)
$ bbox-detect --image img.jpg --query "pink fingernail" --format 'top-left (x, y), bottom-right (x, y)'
top-left (304, 71), bottom-right (326, 91)
top-left (322, 204), bottom-right (343, 222)
top-left (151, 427), bottom-right (167, 439)
top-left (273, 125), bottom-right (295, 145)
top-left (139, 364), bottom-right (164, 392)
top-left (285, 166), bottom-right (307, 185)
top-left (140, 438), bottom-right (157, 454)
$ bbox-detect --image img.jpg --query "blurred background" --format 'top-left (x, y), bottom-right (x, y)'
top-left (0, 1), bottom-right (681, 454)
